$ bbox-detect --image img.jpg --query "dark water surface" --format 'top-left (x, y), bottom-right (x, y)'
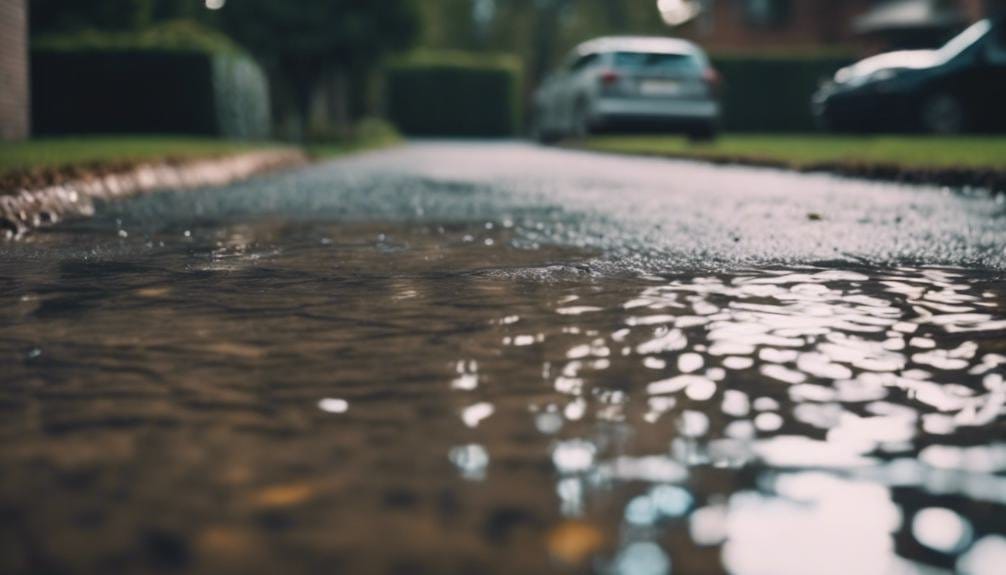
top-left (3, 143), bottom-right (1006, 574)
top-left (1, 215), bottom-right (1004, 575)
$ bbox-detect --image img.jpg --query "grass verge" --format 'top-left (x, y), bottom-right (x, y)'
top-left (0, 136), bottom-right (285, 176)
top-left (579, 135), bottom-right (1006, 170)
top-left (306, 118), bottom-right (404, 159)
top-left (0, 124), bottom-right (402, 194)
top-left (576, 135), bottom-right (1006, 190)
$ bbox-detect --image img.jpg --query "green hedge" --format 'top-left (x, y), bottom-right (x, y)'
top-left (31, 23), bottom-right (270, 139)
top-left (212, 55), bottom-right (271, 140)
top-left (385, 52), bottom-right (522, 137)
top-left (712, 55), bottom-right (853, 133)
top-left (31, 20), bottom-right (242, 54)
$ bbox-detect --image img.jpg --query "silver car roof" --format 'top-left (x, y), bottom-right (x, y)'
top-left (573, 36), bottom-right (703, 56)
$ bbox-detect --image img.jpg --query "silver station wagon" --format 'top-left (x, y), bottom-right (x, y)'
top-left (532, 36), bottom-right (722, 142)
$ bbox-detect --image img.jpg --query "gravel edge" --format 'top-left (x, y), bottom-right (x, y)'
top-left (0, 149), bottom-right (308, 238)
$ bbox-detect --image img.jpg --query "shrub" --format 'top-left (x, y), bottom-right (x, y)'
top-left (712, 54), bottom-right (854, 133)
top-left (385, 51), bottom-right (522, 137)
top-left (31, 21), bottom-right (269, 140)
top-left (31, 19), bottom-right (241, 53)
top-left (212, 55), bottom-right (271, 140)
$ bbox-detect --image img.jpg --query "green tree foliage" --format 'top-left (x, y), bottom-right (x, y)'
top-left (30, 0), bottom-right (154, 33)
top-left (419, 0), bottom-right (481, 50)
top-left (417, 0), bottom-right (668, 83)
top-left (150, 0), bottom-right (207, 22)
top-left (218, 0), bottom-right (420, 136)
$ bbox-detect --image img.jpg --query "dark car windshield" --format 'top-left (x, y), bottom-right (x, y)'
top-left (612, 52), bottom-right (704, 74)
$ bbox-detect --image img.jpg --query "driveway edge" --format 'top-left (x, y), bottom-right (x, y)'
top-left (0, 149), bottom-right (308, 237)
top-left (565, 145), bottom-right (1006, 194)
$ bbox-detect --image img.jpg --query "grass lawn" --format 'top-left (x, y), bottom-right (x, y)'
top-left (0, 127), bottom-right (402, 191)
top-left (306, 135), bottom-right (403, 159)
top-left (579, 135), bottom-right (1006, 170)
top-left (0, 136), bottom-right (289, 175)
top-left (306, 118), bottom-right (404, 159)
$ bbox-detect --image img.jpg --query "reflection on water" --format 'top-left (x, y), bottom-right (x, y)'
top-left (0, 219), bottom-right (1004, 574)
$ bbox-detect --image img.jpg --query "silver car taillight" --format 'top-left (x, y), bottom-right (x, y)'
top-left (599, 69), bottom-right (621, 89)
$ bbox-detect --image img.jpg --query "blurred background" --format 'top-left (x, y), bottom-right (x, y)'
top-left (1, 0), bottom-right (1003, 143)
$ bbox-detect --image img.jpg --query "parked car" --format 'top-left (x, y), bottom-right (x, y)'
top-left (813, 18), bottom-right (1006, 134)
top-left (532, 36), bottom-right (722, 142)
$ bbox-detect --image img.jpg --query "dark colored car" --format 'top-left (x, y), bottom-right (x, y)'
top-left (813, 18), bottom-right (1006, 134)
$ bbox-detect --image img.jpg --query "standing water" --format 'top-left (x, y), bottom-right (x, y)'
top-left (1, 144), bottom-right (1004, 574)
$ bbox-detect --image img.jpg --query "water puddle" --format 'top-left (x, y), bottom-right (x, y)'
top-left (0, 218), bottom-right (1004, 574)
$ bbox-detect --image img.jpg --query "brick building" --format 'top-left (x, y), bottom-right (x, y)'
top-left (854, 0), bottom-right (1000, 49)
top-left (0, 0), bottom-right (29, 141)
top-left (665, 0), bottom-right (999, 52)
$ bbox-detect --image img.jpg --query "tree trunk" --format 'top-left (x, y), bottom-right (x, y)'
top-left (602, 0), bottom-right (627, 32)
top-left (287, 58), bottom-right (322, 142)
top-left (328, 68), bottom-right (350, 138)
top-left (532, 0), bottom-right (567, 84)
top-left (307, 81), bottom-right (330, 139)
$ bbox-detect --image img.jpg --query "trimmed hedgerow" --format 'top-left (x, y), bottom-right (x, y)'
top-left (31, 22), bottom-right (270, 139)
top-left (711, 53), bottom-right (853, 132)
top-left (385, 51), bottom-right (522, 137)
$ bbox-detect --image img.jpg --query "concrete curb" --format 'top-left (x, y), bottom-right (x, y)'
top-left (0, 149), bottom-right (308, 238)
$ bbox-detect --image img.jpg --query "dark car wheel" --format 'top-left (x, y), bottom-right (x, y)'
top-left (921, 94), bottom-right (967, 135)
top-left (572, 101), bottom-right (593, 140)
top-left (687, 122), bottom-right (719, 143)
top-left (531, 109), bottom-right (559, 145)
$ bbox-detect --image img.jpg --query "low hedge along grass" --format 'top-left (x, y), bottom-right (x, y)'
top-left (31, 22), bottom-right (270, 140)
top-left (712, 54), bottom-right (853, 133)
top-left (385, 52), bottom-right (522, 137)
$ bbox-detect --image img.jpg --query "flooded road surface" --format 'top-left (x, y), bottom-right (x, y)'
top-left (1, 142), bottom-right (1005, 574)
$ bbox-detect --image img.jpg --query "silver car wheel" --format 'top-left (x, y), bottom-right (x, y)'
top-left (921, 94), bottom-right (965, 135)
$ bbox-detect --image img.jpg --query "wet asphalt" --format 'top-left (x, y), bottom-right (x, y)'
top-left (1, 141), bottom-right (1005, 575)
top-left (9, 140), bottom-right (1005, 269)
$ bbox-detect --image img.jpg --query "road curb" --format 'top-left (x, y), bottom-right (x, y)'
top-left (0, 149), bottom-right (308, 238)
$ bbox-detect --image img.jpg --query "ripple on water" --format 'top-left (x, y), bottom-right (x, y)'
top-left (1, 219), bottom-right (1004, 574)
top-left (481, 261), bottom-right (1006, 573)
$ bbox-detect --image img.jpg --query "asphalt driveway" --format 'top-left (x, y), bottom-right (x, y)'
top-left (1, 142), bottom-right (1003, 575)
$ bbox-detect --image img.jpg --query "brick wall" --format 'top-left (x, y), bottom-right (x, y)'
top-left (979, 0), bottom-right (1006, 18)
top-left (673, 0), bottom-right (878, 52)
top-left (669, 0), bottom-right (1001, 53)
top-left (0, 0), bottom-right (29, 141)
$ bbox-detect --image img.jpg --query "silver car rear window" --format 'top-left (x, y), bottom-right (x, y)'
top-left (612, 52), bottom-right (703, 74)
